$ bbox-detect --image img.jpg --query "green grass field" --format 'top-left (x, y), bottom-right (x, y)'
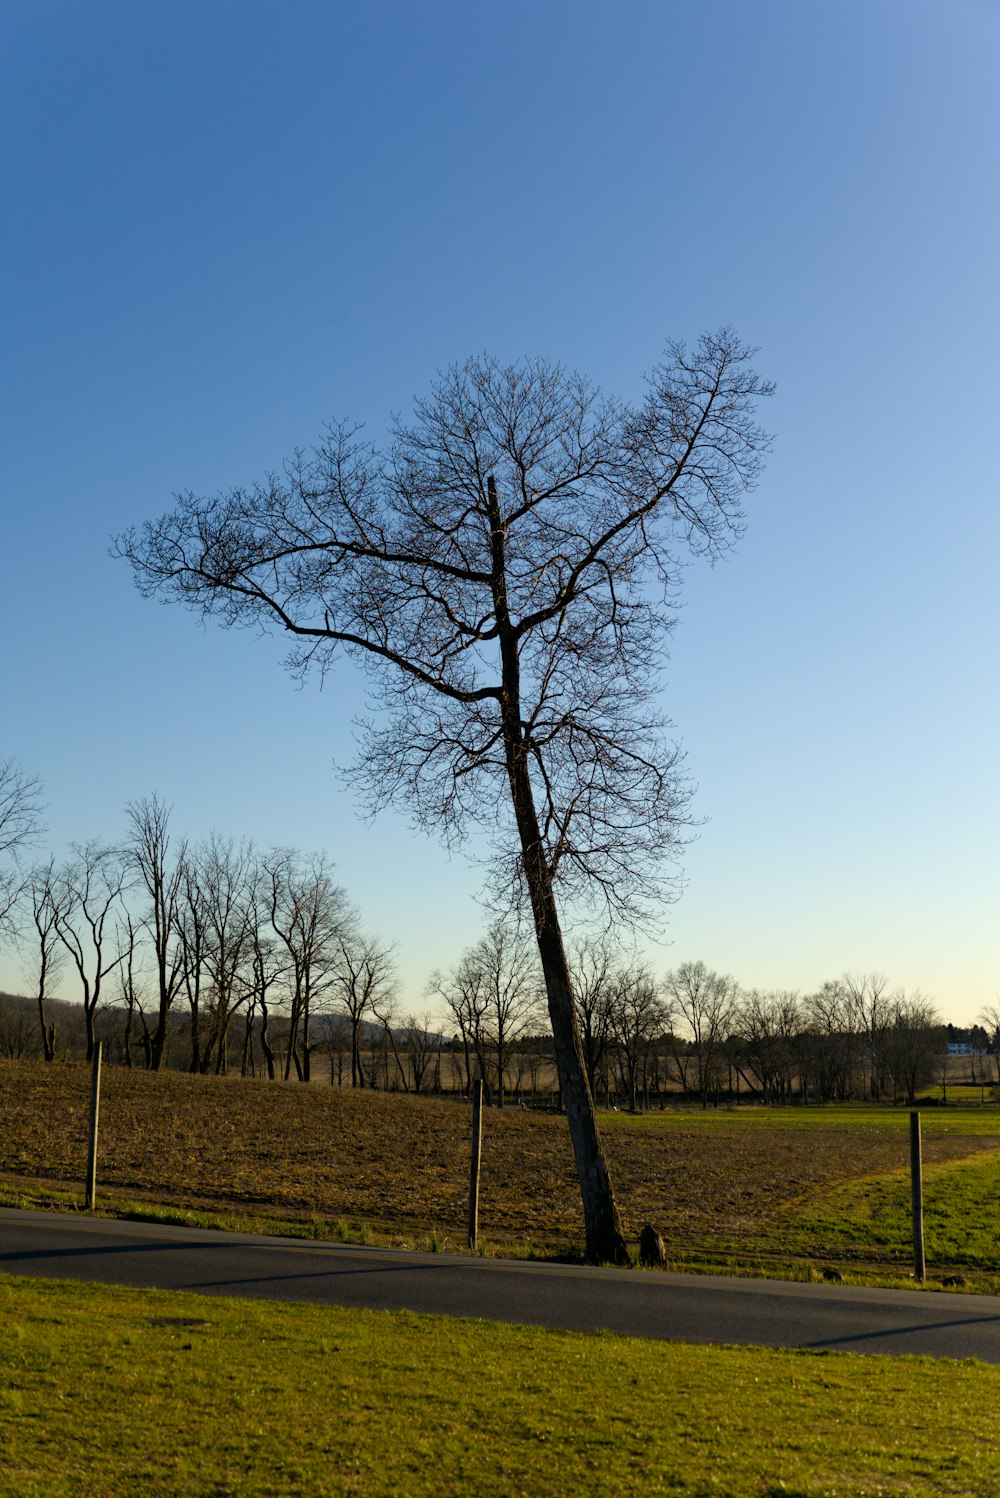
top-left (608, 1111), bottom-right (1000, 1287)
top-left (774, 1152), bottom-right (1000, 1271)
top-left (2, 1273), bottom-right (998, 1497)
top-left (607, 1103), bottom-right (1000, 1137)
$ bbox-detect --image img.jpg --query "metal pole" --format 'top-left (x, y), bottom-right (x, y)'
top-left (86, 1041), bottom-right (103, 1210)
top-left (910, 1109), bottom-right (925, 1282)
top-left (468, 1077), bottom-right (483, 1251)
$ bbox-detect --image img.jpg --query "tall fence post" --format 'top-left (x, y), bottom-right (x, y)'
top-left (86, 1042), bottom-right (103, 1210)
top-left (910, 1108), bottom-right (925, 1282)
top-left (468, 1077), bottom-right (483, 1252)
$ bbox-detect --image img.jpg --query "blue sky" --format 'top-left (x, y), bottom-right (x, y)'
top-left (1, 0), bottom-right (996, 1021)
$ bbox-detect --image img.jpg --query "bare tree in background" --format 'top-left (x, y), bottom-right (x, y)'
top-left (175, 850), bottom-right (210, 1072)
top-left (0, 757), bottom-right (45, 940)
top-left (843, 972), bottom-right (894, 1102)
top-left (332, 925), bottom-right (397, 1088)
top-left (243, 865), bottom-right (286, 1080)
top-left (980, 1002), bottom-right (1000, 1088)
top-left (429, 949), bottom-right (490, 1097)
top-left (568, 934), bottom-right (618, 1098)
top-left (885, 992), bottom-right (942, 1104)
top-left (735, 989), bottom-right (801, 1105)
top-left (112, 909), bottom-right (147, 1068)
top-left (664, 960), bottom-right (738, 1106)
top-left (126, 795), bottom-right (186, 1070)
top-left (802, 980), bottom-right (863, 1102)
top-left (24, 858), bottom-right (63, 1062)
top-left (461, 919), bottom-right (540, 1108)
top-left (194, 834), bottom-right (256, 1075)
top-left (369, 985), bottom-right (408, 1090)
top-left (607, 964), bottom-right (665, 1111)
top-left (324, 1013), bottom-right (351, 1087)
top-left (114, 330), bottom-right (772, 1262)
top-left (399, 1013), bottom-right (439, 1094)
top-left (0, 993), bottom-right (41, 1060)
top-left (52, 841), bottom-right (130, 1061)
top-left (265, 848), bottom-right (346, 1082)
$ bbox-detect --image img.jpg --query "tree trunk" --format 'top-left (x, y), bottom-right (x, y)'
top-left (37, 995), bottom-right (55, 1063)
top-left (150, 1014), bottom-right (168, 1071)
top-left (258, 1001), bottom-right (276, 1081)
top-left (302, 994), bottom-right (312, 1083)
top-left (486, 472), bottom-right (627, 1266)
top-left (149, 940), bottom-right (170, 1069)
top-left (350, 1018), bottom-right (364, 1088)
top-left (531, 884), bottom-right (628, 1262)
top-left (83, 1002), bottom-right (96, 1063)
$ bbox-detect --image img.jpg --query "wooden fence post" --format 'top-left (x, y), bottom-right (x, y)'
top-left (910, 1109), bottom-right (925, 1282)
top-left (86, 1042), bottom-right (103, 1210)
top-left (468, 1077), bottom-right (483, 1252)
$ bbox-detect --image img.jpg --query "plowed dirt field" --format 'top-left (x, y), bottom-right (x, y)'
top-left (1, 1058), bottom-right (995, 1264)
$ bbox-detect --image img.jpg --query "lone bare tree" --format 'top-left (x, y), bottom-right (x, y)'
top-left (115, 329), bottom-right (771, 1261)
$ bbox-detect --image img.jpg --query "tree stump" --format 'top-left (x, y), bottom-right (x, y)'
top-left (639, 1224), bottom-right (667, 1269)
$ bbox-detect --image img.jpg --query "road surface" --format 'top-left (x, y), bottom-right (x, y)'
top-left (2, 1206), bottom-right (998, 1361)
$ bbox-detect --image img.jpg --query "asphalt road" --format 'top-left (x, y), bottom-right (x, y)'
top-left (2, 1206), bottom-right (999, 1361)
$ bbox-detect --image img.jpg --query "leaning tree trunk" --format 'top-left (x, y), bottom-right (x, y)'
top-left (527, 870), bottom-right (629, 1264)
top-left (490, 480), bottom-right (628, 1263)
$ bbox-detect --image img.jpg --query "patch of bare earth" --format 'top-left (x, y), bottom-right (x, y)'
top-left (0, 1058), bottom-right (991, 1253)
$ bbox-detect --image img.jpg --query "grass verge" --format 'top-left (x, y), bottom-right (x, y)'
top-left (775, 1151), bottom-right (1000, 1272)
top-left (1, 1272), bottom-right (999, 1497)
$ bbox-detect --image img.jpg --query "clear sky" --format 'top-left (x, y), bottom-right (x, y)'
top-left (1, 0), bottom-right (996, 1023)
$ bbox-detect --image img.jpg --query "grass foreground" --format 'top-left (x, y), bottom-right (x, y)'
top-left (1, 1273), bottom-right (999, 1497)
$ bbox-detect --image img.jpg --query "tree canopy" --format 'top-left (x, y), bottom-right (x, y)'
top-left (116, 329), bottom-right (770, 925)
top-left (115, 328), bottom-right (773, 1261)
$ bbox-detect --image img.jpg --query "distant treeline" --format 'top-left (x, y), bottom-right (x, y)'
top-left (1, 967), bottom-right (995, 1109)
top-left (2, 779), bottom-right (997, 1107)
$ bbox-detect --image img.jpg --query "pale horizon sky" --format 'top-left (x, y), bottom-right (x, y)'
top-left (1, 0), bottom-right (997, 1025)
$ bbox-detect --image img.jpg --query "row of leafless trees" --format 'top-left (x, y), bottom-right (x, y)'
top-left (566, 956), bottom-right (986, 1107)
top-left (428, 933), bottom-right (988, 1109)
top-left (0, 783), bottom-right (404, 1078)
top-left (0, 760), bottom-right (992, 1105)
